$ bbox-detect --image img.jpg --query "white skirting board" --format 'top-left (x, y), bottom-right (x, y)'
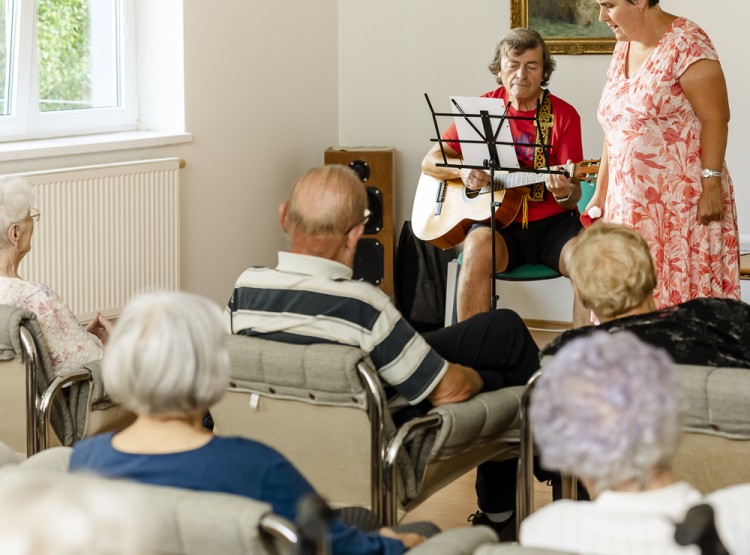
top-left (445, 258), bottom-right (748, 327)
top-left (444, 260), bottom-right (574, 325)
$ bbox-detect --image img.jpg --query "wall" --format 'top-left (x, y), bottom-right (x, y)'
top-left (339, 0), bottom-right (749, 317)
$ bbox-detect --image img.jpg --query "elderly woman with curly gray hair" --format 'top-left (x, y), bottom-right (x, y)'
top-left (520, 332), bottom-right (749, 554)
top-left (0, 177), bottom-right (111, 374)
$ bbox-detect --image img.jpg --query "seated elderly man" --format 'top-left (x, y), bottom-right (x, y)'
top-left (224, 164), bottom-right (542, 539)
top-left (541, 222), bottom-right (750, 367)
top-left (521, 332), bottom-right (746, 554)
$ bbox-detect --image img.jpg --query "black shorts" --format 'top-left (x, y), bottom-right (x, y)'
top-left (470, 211), bottom-right (582, 273)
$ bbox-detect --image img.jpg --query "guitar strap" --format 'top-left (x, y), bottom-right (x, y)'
top-left (520, 89), bottom-right (552, 227)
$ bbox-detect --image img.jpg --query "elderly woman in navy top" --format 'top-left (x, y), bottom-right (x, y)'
top-left (70, 290), bottom-right (423, 554)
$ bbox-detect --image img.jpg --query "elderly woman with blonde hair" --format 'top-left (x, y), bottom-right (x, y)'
top-left (0, 177), bottom-right (110, 374)
top-left (521, 332), bottom-right (745, 554)
top-left (541, 222), bottom-right (750, 367)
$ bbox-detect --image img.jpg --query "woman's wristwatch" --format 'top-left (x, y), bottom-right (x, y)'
top-left (701, 168), bottom-right (722, 179)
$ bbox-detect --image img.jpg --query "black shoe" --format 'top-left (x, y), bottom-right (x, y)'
top-left (467, 511), bottom-right (516, 542)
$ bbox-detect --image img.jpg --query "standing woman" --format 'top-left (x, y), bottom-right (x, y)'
top-left (588, 0), bottom-right (740, 309)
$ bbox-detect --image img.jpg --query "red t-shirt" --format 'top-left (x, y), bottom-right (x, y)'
top-left (442, 87), bottom-right (583, 223)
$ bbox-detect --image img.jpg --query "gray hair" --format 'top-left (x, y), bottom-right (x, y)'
top-left (285, 165), bottom-right (367, 236)
top-left (0, 469), bottom-right (152, 555)
top-left (103, 291), bottom-right (230, 416)
top-left (488, 28), bottom-right (556, 87)
top-left (531, 332), bottom-right (684, 492)
top-left (0, 178), bottom-right (35, 247)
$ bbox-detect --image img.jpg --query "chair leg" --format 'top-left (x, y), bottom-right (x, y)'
top-left (444, 259), bottom-right (459, 327)
top-left (516, 371), bottom-right (541, 537)
top-left (560, 475), bottom-right (579, 500)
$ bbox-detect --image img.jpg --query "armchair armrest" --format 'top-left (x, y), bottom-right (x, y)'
top-left (408, 526), bottom-right (498, 555)
top-left (37, 368), bottom-right (91, 452)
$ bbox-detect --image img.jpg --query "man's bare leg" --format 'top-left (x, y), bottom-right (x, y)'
top-left (456, 228), bottom-right (509, 322)
top-left (559, 236), bottom-right (590, 328)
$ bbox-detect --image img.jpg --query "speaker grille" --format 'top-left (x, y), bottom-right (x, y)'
top-left (364, 187), bottom-right (383, 234)
top-left (352, 239), bottom-right (384, 285)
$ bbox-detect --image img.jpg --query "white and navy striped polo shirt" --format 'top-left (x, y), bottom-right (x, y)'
top-left (224, 252), bottom-right (448, 411)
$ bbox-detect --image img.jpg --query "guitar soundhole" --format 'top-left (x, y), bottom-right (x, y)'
top-left (464, 187), bottom-right (480, 200)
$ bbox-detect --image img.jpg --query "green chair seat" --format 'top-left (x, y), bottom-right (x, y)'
top-left (455, 180), bottom-right (596, 283)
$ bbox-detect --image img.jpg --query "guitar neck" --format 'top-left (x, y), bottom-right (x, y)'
top-left (479, 162), bottom-right (576, 193)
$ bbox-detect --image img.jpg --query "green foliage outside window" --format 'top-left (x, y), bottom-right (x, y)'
top-left (38, 0), bottom-right (91, 111)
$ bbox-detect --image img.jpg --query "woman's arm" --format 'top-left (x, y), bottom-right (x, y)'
top-left (679, 59), bottom-right (730, 225)
top-left (586, 141), bottom-right (610, 213)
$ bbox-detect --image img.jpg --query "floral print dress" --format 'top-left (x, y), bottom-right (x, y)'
top-left (597, 18), bottom-right (740, 309)
top-left (0, 276), bottom-right (103, 374)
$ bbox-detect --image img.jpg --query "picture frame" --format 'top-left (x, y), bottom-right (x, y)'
top-left (510, 0), bottom-right (616, 55)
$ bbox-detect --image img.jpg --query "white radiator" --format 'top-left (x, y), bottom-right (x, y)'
top-left (10, 158), bottom-right (181, 321)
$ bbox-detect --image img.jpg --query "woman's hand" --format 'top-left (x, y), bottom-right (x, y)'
top-left (86, 312), bottom-right (113, 345)
top-left (379, 527), bottom-right (426, 548)
top-left (698, 181), bottom-right (725, 224)
top-left (585, 188), bottom-right (606, 214)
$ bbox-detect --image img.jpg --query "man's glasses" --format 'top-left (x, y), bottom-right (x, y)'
top-left (15, 208), bottom-right (40, 224)
top-left (344, 208), bottom-right (371, 235)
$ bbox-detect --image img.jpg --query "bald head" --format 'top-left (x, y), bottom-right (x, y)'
top-left (284, 165), bottom-right (367, 236)
top-left (280, 165), bottom-right (368, 265)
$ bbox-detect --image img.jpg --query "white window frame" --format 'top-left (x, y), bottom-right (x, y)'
top-left (1, 0), bottom-right (138, 142)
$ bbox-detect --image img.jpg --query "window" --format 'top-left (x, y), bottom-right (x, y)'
top-left (0, 0), bottom-right (136, 142)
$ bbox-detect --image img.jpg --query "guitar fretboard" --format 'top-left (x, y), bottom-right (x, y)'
top-left (478, 162), bottom-right (574, 194)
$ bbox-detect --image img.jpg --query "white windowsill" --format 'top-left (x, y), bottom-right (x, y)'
top-left (0, 130), bottom-right (193, 163)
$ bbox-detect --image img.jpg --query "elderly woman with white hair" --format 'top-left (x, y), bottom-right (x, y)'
top-left (70, 291), bottom-right (424, 555)
top-left (520, 332), bottom-right (745, 554)
top-left (0, 177), bottom-right (110, 374)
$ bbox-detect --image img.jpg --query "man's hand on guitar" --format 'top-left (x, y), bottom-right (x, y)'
top-left (545, 159), bottom-right (581, 207)
top-left (459, 168), bottom-right (491, 191)
top-left (545, 159), bottom-right (573, 200)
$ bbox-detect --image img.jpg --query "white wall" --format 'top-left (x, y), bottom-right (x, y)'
top-left (339, 0), bottom-right (749, 319)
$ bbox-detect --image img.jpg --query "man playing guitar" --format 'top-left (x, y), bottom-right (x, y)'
top-left (421, 28), bottom-right (586, 324)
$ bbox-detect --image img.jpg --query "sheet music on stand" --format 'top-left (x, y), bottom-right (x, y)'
top-left (450, 96), bottom-right (520, 172)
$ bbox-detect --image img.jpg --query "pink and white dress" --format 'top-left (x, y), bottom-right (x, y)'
top-left (597, 18), bottom-right (740, 309)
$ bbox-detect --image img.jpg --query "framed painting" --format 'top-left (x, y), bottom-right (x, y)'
top-left (510, 0), bottom-right (616, 55)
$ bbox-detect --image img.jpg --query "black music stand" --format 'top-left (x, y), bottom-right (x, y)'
top-left (424, 92), bottom-right (565, 311)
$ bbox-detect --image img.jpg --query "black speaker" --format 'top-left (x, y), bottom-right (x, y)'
top-left (324, 147), bottom-right (395, 294)
top-left (352, 238), bottom-right (384, 285)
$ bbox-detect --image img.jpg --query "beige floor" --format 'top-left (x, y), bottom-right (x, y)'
top-left (400, 321), bottom-right (568, 531)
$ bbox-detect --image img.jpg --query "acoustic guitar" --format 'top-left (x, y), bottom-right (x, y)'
top-left (411, 162), bottom-right (597, 249)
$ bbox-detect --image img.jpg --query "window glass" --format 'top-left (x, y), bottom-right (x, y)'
top-left (37, 0), bottom-right (119, 112)
top-left (0, 0), bottom-right (11, 115)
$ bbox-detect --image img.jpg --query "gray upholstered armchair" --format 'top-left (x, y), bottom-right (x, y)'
top-left (0, 304), bottom-right (133, 456)
top-left (2, 446), bottom-right (502, 555)
top-left (210, 334), bottom-right (527, 527)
